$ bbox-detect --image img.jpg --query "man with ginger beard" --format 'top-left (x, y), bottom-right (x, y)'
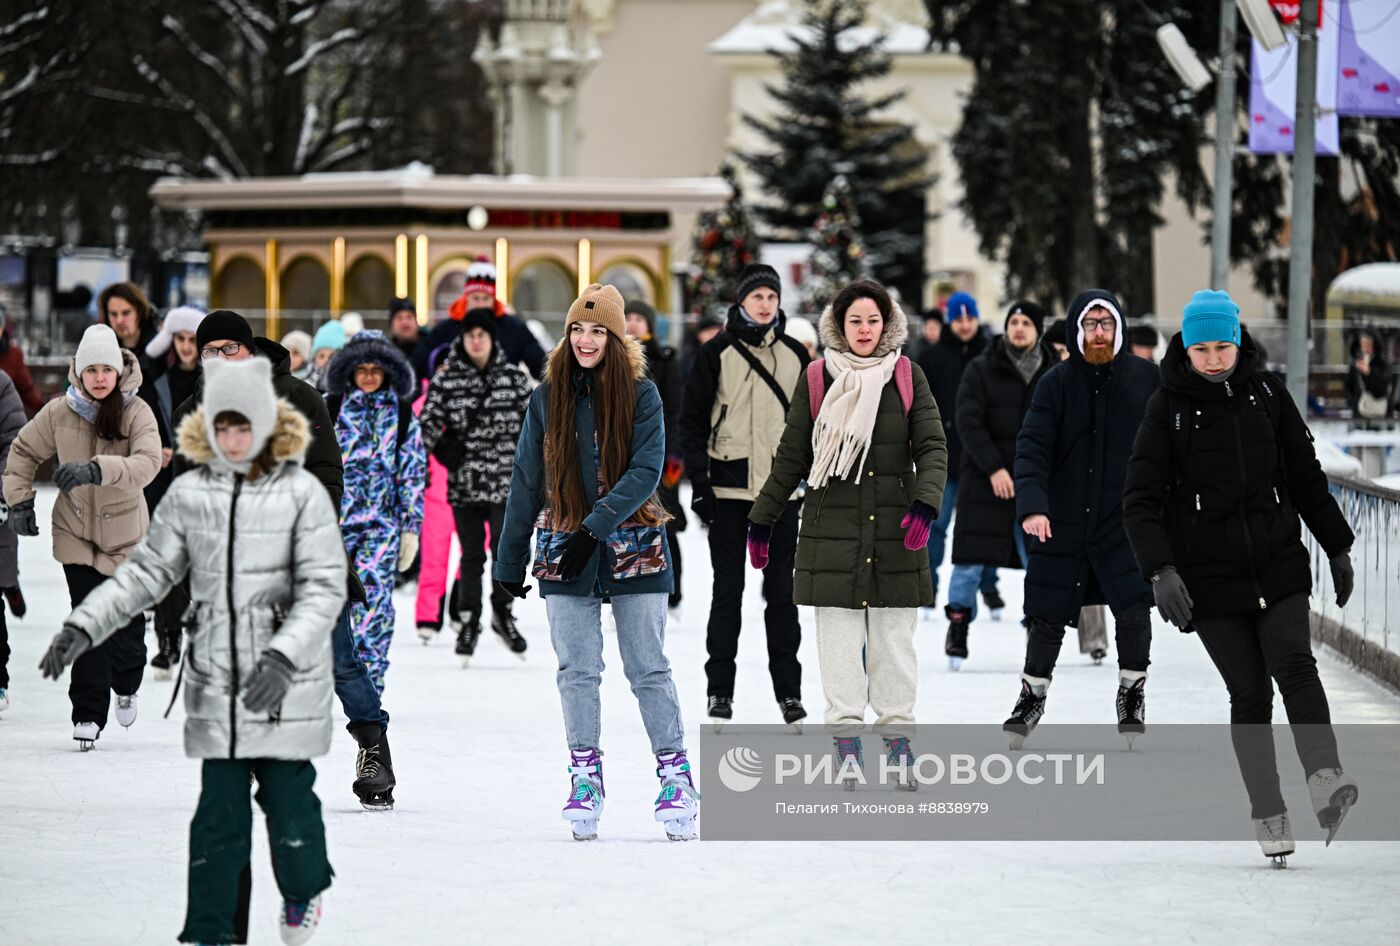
top-left (1003, 289), bottom-right (1159, 748)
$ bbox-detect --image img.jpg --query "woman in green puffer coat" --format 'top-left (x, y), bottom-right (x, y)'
top-left (748, 279), bottom-right (947, 786)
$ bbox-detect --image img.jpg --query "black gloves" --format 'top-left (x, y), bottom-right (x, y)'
top-left (9, 499), bottom-right (38, 536)
top-left (430, 432), bottom-right (466, 471)
top-left (690, 483), bottom-right (717, 528)
top-left (558, 527), bottom-right (601, 582)
top-left (1329, 550), bottom-right (1354, 607)
top-left (1152, 567), bottom-right (1194, 631)
top-left (496, 579), bottom-right (533, 600)
top-left (54, 461), bottom-right (102, 493)
top-left (39, 625), bottom-right (92, 679)
top-left (241, 650), bottom-right (297, 714)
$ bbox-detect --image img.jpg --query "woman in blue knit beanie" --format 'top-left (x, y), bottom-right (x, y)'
top-left (1122, 288), bottom-right (1361, 865)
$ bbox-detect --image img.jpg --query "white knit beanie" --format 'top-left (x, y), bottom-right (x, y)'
top-left (75, 324), bottom-right (123, 375)
top-left (202, 358), bottom-right (278, 469)
top-left (145, 306), bottom-right (208, 359)
top-left (280, 330), bottom-right (312, 363)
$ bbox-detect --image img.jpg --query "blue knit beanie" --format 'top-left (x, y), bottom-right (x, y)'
top-left (945, 291), bottom-right (979, 321)
top-left (1181, 289), bottom-right (1240, 347)
top-left (311, 319), bottom-right (346, 353)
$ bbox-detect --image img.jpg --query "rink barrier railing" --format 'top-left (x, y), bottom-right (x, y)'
top-left (1308, 475), bottom-right (1400, 690)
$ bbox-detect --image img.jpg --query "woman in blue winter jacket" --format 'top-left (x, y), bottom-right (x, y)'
top-left (494, 283), bottom-right (696, 843)
top-left (325, 330), bottom-right (426, 694)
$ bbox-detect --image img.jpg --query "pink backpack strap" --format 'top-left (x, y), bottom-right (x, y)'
top-left (807, 359), bottom-right (827, 420)
top-left (895, 356), bottom-right (914, 415)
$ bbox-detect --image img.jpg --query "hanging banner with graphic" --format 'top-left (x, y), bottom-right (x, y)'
top-left (1248, 0), bottom-right (1340, 155)
top-left (1336, 0), bottom-right (1400, 117)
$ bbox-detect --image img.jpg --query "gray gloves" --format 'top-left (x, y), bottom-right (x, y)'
top-left (1152, 567), bottom-right (1194, 631)
top-left (39, 625), bottom-right (93, 679)
top-left (53, 461), bottom-right (102, 493)
top-left (1329, 550), bottom-right (1354, 607)
top-left (241, 650), bottom-right (297, 714)
top-left (9, 499), bottom-right (38, 536)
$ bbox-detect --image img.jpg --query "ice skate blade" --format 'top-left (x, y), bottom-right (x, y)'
top-left (1006, 731), bottom-right (1026, 751)
top-left (662, 816), bottom-right (697, 841)
top-left (152, 666), bottom-right (172, 681)
top-left (77, 740), bottom-right (95, 751)
top-left (458, 654), bottom-right (473, 668)
top-left (709, 718), bottom-right (729, 733)
top-left (1321, 788), bottom-right (1358, 845)
top-left (1269, 854), bottom-right (1289, 869)
top-left (895, 779), bottom-right (918, 792)
top-left (842, 779), bottom-right (857, 792)
top-left (989, 609), bottom-right (1003, 622)
top-left (947, 656), bottom-right (964, 671)
top-left (786, 720), bottom-right (804, 735)
top-left (1122, 733), bottom-right (1137, 751)
top-left (359, 798), bottom-right (395, 812)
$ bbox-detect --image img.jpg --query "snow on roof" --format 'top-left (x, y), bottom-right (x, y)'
top-left (708, 0), bottom-right (933, 56)
top-left (1327, 263), bottom-right (1400, 303)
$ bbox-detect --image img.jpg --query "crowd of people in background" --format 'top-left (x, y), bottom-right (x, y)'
top-left (0, 254), bottom-right (1372, 942)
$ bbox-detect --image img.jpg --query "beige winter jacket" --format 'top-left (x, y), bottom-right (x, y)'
top-left (2, 350), bottom-right (162, 576)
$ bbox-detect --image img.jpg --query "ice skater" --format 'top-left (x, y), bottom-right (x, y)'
top-left (325, 330), bottom-right (426, 693)
top-left (3, 324), bottom-right (161, 748)
top-left (1124, 289), bottom-right (1360, 864)
top-left (419, 307), bottom-right (530, 664)
top-left (748, 280), bottom-right (946, 789)
top-left (494, 283), bottom-right (696, 841)
top-left (39, 357), bottom-right (343, 944)
top-left (1004, 290), bottom-right (1158, 749)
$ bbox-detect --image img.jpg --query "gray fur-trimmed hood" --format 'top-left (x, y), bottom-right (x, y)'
top-left (818, 296), bottom-right (910, 358)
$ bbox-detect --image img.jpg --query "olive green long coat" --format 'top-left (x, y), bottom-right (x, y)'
top-left (750, 345), bottom-right (948, 610)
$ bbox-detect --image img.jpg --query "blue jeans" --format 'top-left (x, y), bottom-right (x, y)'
top-left (545, 593), bottom-right (685, 755)
top-left (947, 529), bottom-right (1026, 621)
top-left (927, 478), bottom-right (1000, 602)
top-left (332, 604), bottom-right (389, 732)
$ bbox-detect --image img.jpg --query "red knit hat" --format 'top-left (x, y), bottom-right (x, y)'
top-left (462, 256), bottom-right (496, 299)
top-left (450, 256), bottom-right (503, 320)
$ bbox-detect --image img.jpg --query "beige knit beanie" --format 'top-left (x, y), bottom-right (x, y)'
top-left (565, 283), bottom-right (627, 340)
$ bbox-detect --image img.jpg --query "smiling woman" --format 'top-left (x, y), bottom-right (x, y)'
top-left (493, 282), bottom-right (697, 842)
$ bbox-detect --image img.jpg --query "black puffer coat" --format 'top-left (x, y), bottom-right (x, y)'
top-left (1123, 331), bottom-right (1354, 620)
top-left (1014, 289), bottom-right (1158, 625)
top-left (951, 336), bottom-right (1055, 568)
top-left (915, 325), bottom-right (988, 477)
top-left (418, 336), bottom-right (532, 507)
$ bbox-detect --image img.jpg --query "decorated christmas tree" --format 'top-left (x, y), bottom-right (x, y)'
top-left (686, 161), bottom-right (762, 316)
top-left (802, 175), bottom-right (868, 315)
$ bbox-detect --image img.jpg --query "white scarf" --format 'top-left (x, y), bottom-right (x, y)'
top-left (808, 348), bottom-right (900, 489)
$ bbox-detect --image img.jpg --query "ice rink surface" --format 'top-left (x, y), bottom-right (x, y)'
top-left (3, 487), bottom-right (1397, 944)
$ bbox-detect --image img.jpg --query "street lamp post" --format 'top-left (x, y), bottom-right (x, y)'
top-left (1209, 0), bottom-right (1237, 291)
top-left (1284, 1), bottom-right (1319, 408)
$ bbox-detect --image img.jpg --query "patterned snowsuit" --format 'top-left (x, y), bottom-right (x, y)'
top-left (336, 389), bottom-right (426, 691)
top-left (323, 330), bottom-right (426, 692)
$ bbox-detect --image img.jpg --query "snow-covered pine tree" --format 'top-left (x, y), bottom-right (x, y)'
top-left (802, 175), bottom-right (869, 315)
top-left (742, 0), bottom-right (930, 302)
top-left (686, 161), bottom-right (762, 316)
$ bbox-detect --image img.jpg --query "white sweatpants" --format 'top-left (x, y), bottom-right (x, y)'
top-left (814, 606), bottom-right (917, 737)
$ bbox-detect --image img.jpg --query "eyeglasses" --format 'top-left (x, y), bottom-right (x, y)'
top-left (1082, 317), bottom-right (1116, 334)
top-left (200, 343), bottom-right (245, 360)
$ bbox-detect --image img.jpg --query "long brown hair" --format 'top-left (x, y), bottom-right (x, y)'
top-left (544, 331), bottom-right (667, 532)
top-left (94, 386), bottom-right (125, 442)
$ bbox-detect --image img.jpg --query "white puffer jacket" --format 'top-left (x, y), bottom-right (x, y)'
top-left (65, 400), bottom-right (347, 760)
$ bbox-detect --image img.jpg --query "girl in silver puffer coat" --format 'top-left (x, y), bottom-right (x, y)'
top-left (39, 357), bottom-right (346, 946)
